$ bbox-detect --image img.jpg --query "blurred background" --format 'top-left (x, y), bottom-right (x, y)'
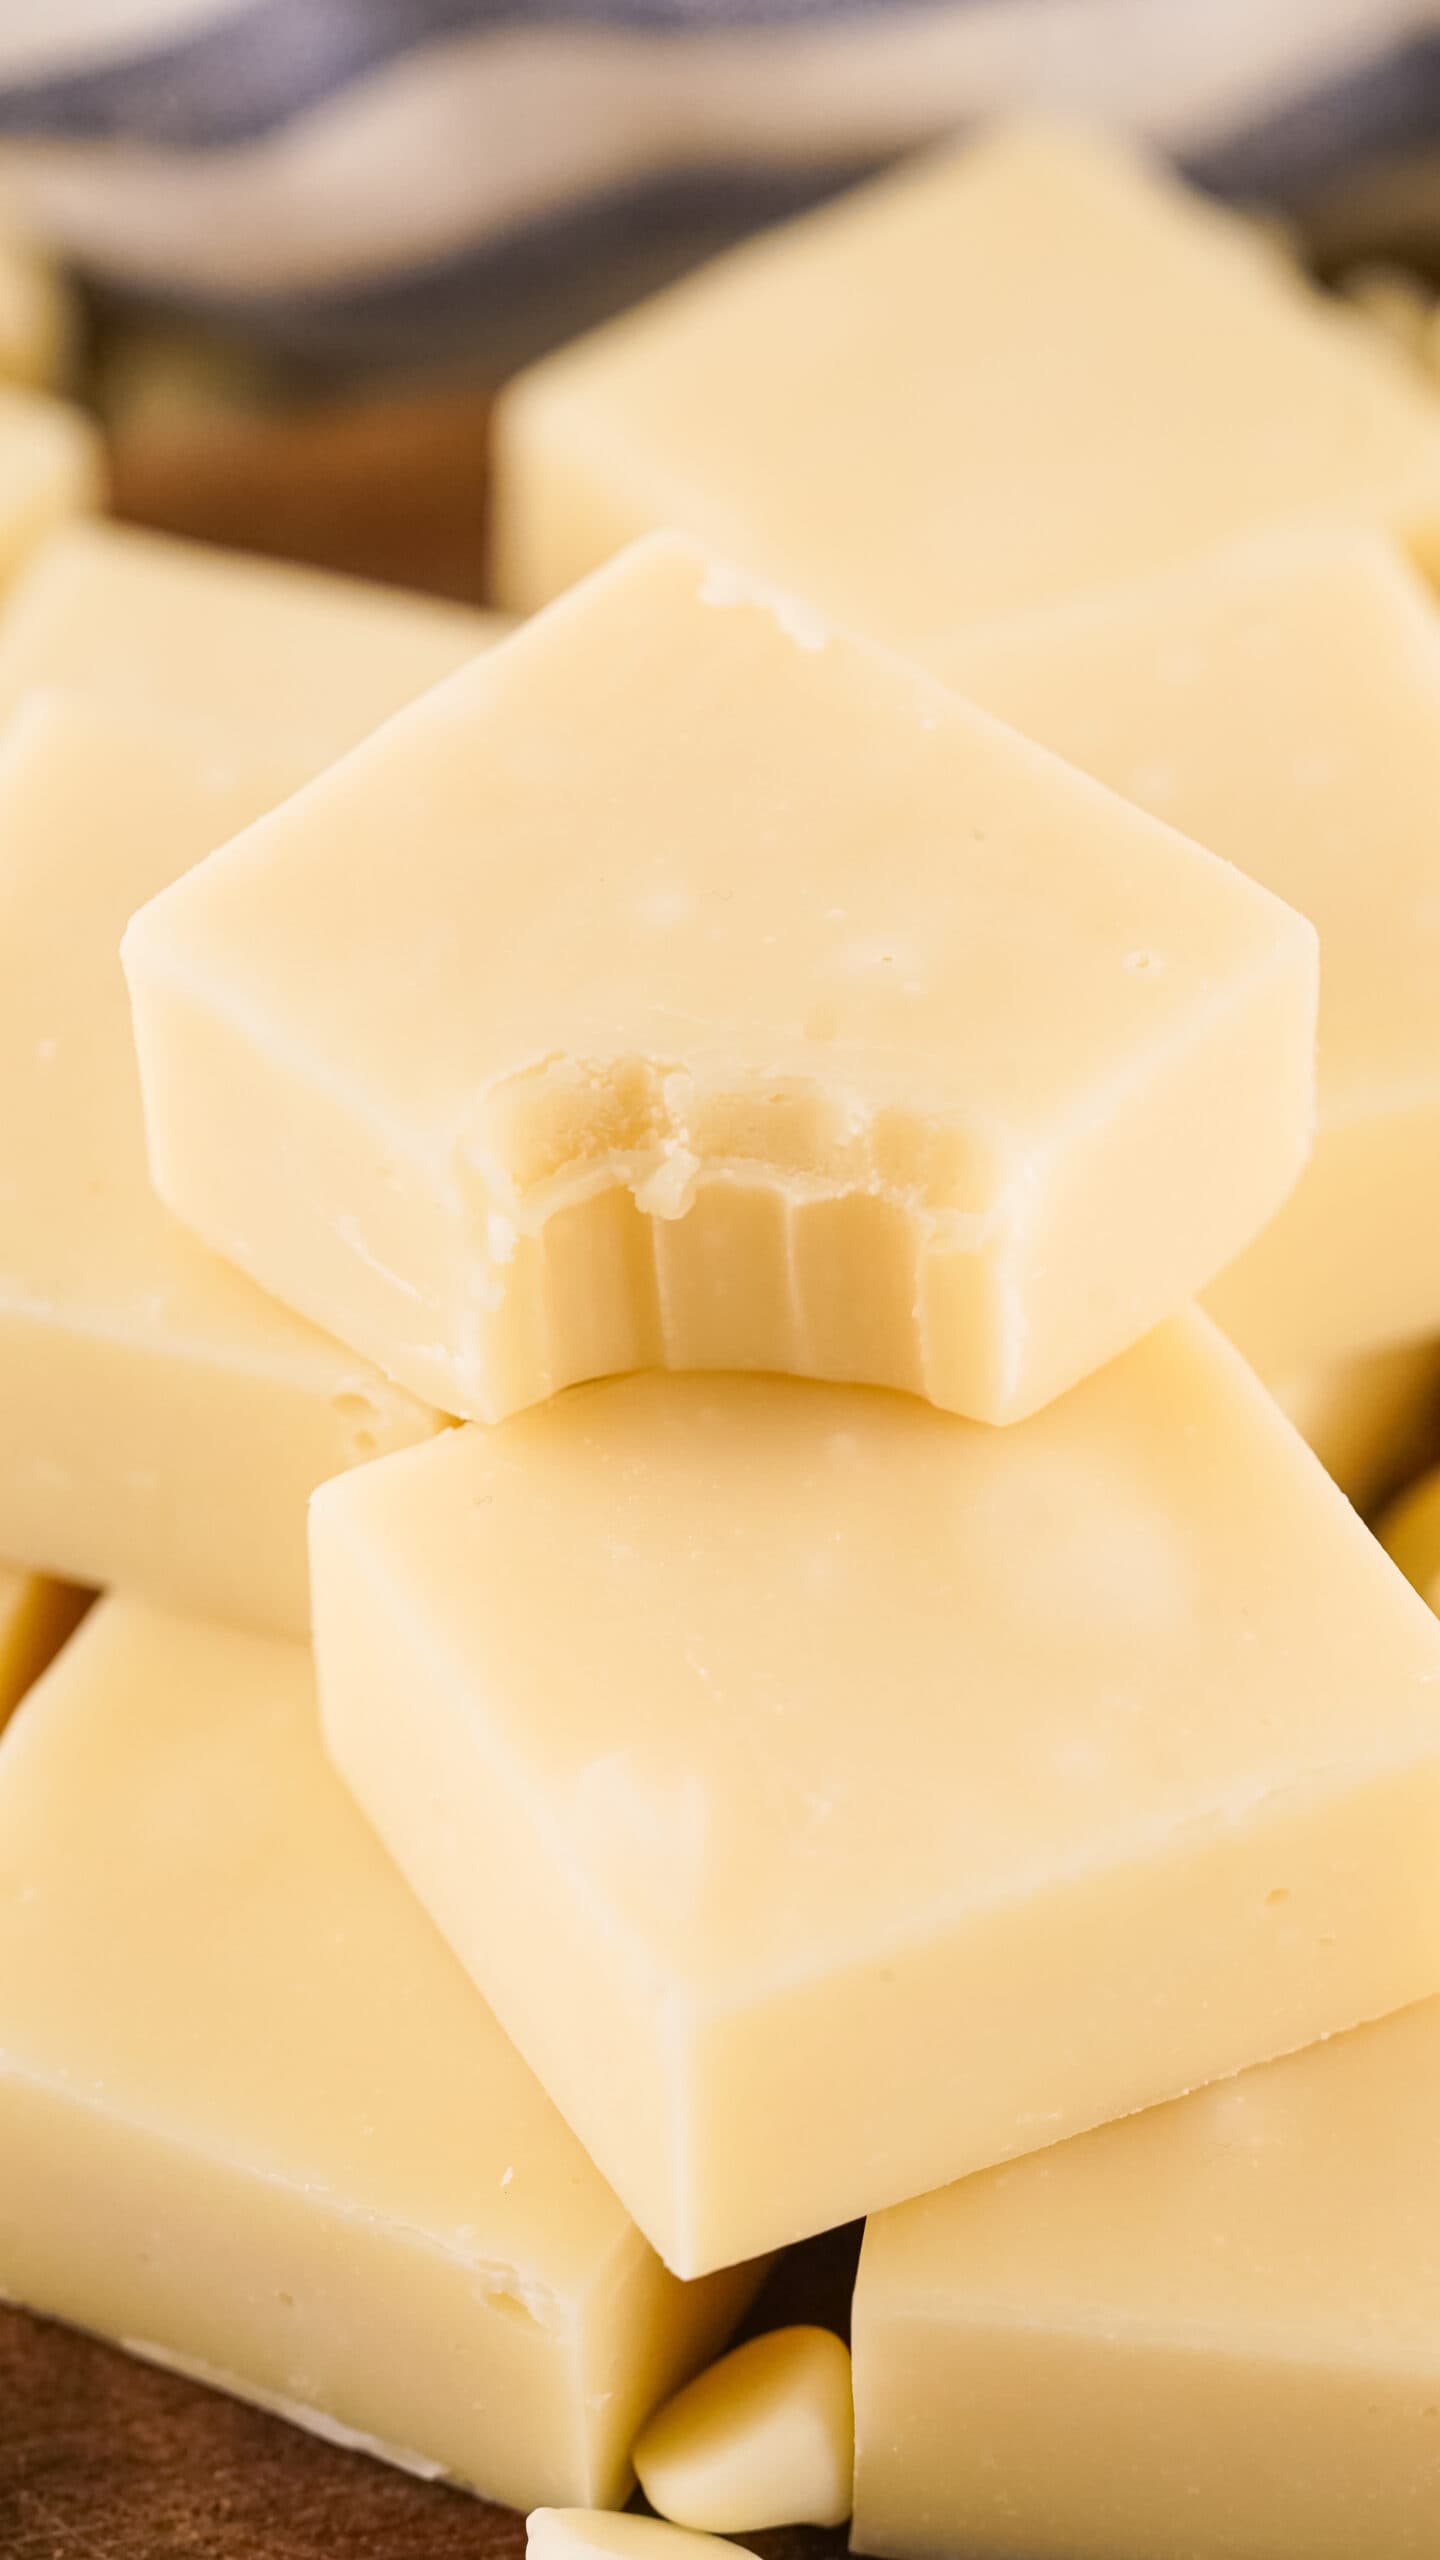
top-left (2, 0), bottom-right (1437, 601)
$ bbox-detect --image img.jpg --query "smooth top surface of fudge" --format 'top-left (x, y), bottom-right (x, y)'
top-left (124, 530), bottom-right (1316, 1427)
top-left (0, 690), bottom-right (437, 1630)
top-left (312, 1311), bottom-right (1440, 2274)
top-left (0, 518), bottom-right (501, 763)
top-left (311, 1319), bottom-right (1440, 2002)
top-left (0, 1597), bottom-right (653, 2295)
top-left (947, 529), bottom-right (1440, 1368)
top-left (493, 119), bottom-right (1440, 641)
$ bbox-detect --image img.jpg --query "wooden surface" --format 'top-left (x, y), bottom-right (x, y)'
top-left (0, 2233), bottom-right (860, 2558)
top-left (108, 380), bottom-right (495, 604)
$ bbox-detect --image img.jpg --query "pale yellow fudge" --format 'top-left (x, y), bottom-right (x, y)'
top-left (0, 1599), bottom-right (755, 2507)
top-left (493, 121), bottom-right (1440, 641)
top-left (124, 532), bottom-right (1316, 1430)
top-left (1272, 1339), bottom-right (1440, 1516)
top-left (0, 382), bottom-right (98, 589)
top-left (0, 518), bottom-right (502, 765)
top-left (634, 2328), bottom-right (853, 2532)
top-left (0, 691), bottom-right (442, 1634)
top-left (853, 1994), bottom-right (1440, 2560)
top-left (946, 529), bottom-right (1440, 1375)
top-left (310, 1313), bottom-right (1440, 2277)
top-left (1379, 1465), bottom-right (1440, 1611)
top-left (0, 1566), bottom-right (86, 1731)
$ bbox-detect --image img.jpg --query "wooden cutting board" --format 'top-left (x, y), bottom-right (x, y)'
top-left (0, 2233), bottom-right (859, 2558)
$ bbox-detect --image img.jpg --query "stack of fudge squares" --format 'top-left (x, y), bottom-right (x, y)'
top-left (11, 115), bottom-right (1440, 2560)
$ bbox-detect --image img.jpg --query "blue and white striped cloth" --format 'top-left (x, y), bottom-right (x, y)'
top-left (0, 1), bottom-right (1433, 361)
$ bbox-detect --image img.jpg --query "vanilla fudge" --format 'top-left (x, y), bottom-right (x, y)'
top-left (0, 518), bottom-right (502, 764)
top-left (493, 121), bottom-right (1440, 641)
top-left (853, 1994), bottom-right (1440, 2560)
top-left (310, 1314), bottom-right (1440, 2276)
top-left (125, 532), bottom-right (1316, 1430)
top-left (0, 691), bottom-right (442, 1634)
top-left (0, 1600), bottom-right (754, 2507)
top-left (947, 528), bottom-right (1440, 1373)
top-left (0, 1566), bottom-right (85, 1730)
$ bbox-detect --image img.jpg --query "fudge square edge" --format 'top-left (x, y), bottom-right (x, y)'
top-left (310, 1311), bottom-right (1440, 2278)
top-left (123, 530), bottom-right (1317, 1431)
top-left (851, 1993), bottom-right (1440, 2560)
top-left (490, 118), bottom-right (1440, 642)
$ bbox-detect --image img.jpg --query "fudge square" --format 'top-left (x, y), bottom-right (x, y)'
top-left (853, 1995), bottom-right (1440, 2560)
top-left (0, 517), bottom-right (503, 765)
top-left (492, 120), bottom-right (1440, 645)
top-left (0, 1599), bottom-right (755, 2508)
top-left (311, 1312), bottom-right (1440, 2278)
top-left (124, 530), bottom-right (1316, 1431)
top-left (946, 526), bottom-right (1440, 1378)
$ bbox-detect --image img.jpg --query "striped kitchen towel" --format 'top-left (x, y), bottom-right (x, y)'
top-left (0, 0), bottom-right (1434, 363)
